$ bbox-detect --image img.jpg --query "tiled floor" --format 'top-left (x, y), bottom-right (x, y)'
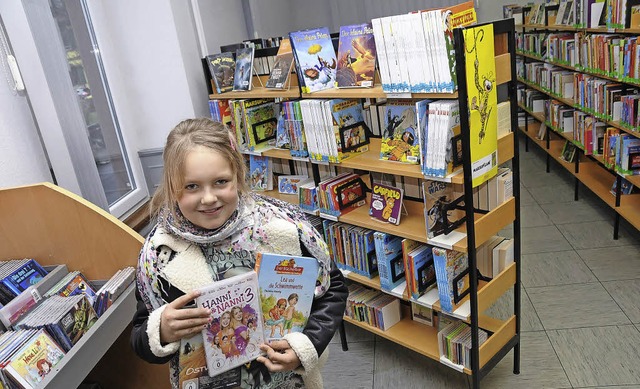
top-left (322, 137), bottom-right (640, 388)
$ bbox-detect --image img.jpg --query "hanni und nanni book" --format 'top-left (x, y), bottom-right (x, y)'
top-left (195, 271), bottom-right (264, 377)
top-left (254, 253), bottom-right (319, 343)
top-left (336, 23), bottom-right (377, 88)
top-left (369, 182), bottom-right (404, 225)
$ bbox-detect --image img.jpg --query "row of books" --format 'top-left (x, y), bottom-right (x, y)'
top-left (371, 2), bottom-right (476, 94)
top-left (316, 173), bottom-right (366, 217)
top-left (345, 284), bottom-right (401, 331)
top-left (523, 0), bottom-right (639, 29)
top-left (323, 221), bottom-right (378, 277)
top-left (437, 320), bottom-right (488, 369)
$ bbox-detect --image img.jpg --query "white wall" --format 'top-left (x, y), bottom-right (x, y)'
top-left (197, 0), bottom-right (248, 54)
top-left (477, 0), bottom-right (529, 23)
top-left (88, 0), bottom-right (204, 152)
top-left (0, 83), bottom-right (52, 187)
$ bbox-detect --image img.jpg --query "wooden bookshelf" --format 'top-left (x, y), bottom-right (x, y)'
top-left (209, 74), bottom-right (300, 100)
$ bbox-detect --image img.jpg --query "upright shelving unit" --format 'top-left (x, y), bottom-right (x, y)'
top-left (516, 5), bottom-right (640, 238)
top-left (0, 183), bottom-right (169, 389)
top-left (210, 18), bottom-right (521, 388)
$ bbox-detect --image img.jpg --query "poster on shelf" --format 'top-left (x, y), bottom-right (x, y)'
top-left (463, 23), bottom-right (498, 188)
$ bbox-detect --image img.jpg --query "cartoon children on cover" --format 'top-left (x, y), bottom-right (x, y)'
top-left (266, 298), bottom-right (287, 337)
top-left (283, 293), bottom-right (299, 335)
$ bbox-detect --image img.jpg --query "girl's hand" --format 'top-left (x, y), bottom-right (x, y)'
top-left (160, 290), bottom-right (211, 344)
top-left (257, 340), bottom-right (301, 372)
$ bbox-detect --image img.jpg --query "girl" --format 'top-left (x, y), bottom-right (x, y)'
top-left (230, 305), bottom-right (250, 355)
top-left (266, 298), bottom-right (287, 338)
top-left (215, 311), bottom-right (240, 358)
top-left (131, 118), bottom-right (347, 389)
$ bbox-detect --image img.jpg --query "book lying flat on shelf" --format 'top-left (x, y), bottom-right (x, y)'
top-left (266, 38), bottom-right (295, 89)
top-left (336, 23), bottom-right (377, 88)
top-left (195, 271), bottom-right (264, 377)
top-left (254, 253), bottom-right (318, 342)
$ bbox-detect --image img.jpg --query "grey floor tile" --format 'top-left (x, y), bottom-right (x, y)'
top-left (322, 341), bottom-right (375, 389)
top-left (528, 184), bottom-right (577, 204)
top-left (373, 337), bottom-right (468, 389)
top-left (521, 169), bottom-right (572, 189)
top-left (330, 321), bottom-right (375, 344)
top-left (574, 386), bottom-right (640, 389)
top-left (519, 186), bottom-right (536, 206)
top-left (558, 221), bottom-right (637, 250)
top-left (578, 245), bottom-right (640, 281)
top-left (603, 279), bottom-right (640, 324)
top-left (527, 282), bottom-right (630, 330)
top-left (521, 225), bottom-right (573, 255)
top-left (547, 325), bottom-right (640, 387)
top-left (521, 204), bottom-right (554, 228)
top-left (483, 286), bottom-right (544, 332)
top-left (540, 200), bottom-right (610, 225)
top-left (481, 331), bottom-right (571, 389)
top-left (522, 250), bottom-right (597, 288)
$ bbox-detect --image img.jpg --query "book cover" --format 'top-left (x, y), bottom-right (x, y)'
top-left (57, 273), bottom-right (97, 306)
top-left (423, 180), bottom-right (464, 239)
top-left (1, 259), bottom-right (48, 296)
top-left (243, 99), bottom-right (277, 151)
top-left (369, 183), bottom-right (404, 225)
top-left (380, 100), bottom-right (420, 164)
top-left (432, 247), bottom-right (469, 313)
top-left (463, 24), bottom-right (499, 187)
top-left (410, 245), bottom-right (436, 300)
top-left (3, 329), bottom-right (66, 388)
top-left (560, 141), bottom-right (577, 163)
top-left (278, 175), bottom-right (311, 195)
top-left (254, 253), bottom-right (319, 342)
top-left (336, 23), bottom-right (377, 88)
top-left (178, 334), bottom-right (242, 389)
top-left (329, 99), bottom-right (370, 160)
top-left (611, 177), bottom-right (635, 195)
top-left (266, 38), bottom-right (295, 89)
top-left (206, 53), bottom-right (235, 94)
top-left (57, 295), bottom-right (98, 350)
top-left (374, 232), bottom-right (405, 292)
top-left (233, 47), bottom-right (255, 91)
top-left (195, 272), bottom-right (264, 377)
top-left (249, 155), bottom-right (273, 191)
top-left (411, 301), bottom-right (434, 326)
top-left (289, 27), bottom-right (337, 93)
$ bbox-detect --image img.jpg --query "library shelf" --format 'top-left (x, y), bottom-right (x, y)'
top-left (209, 74), bottom-right (301, 100)
top-left (301, 85), bottom-right (459, 100)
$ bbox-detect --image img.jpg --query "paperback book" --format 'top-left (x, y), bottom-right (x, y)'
top-left (432, 247), bottom-right (469, 313)
top-left (423, 180), bottom-right (464, 239)
top-left (233, 47), bottom-right (255, 91)
top-left (249, 155), bottom-right (273, 191)
top-left (266, 38), bottom-right (295, 89)
top-left (369, 183), bottom-right (404, 225)
top-left (195, 272), bottom-right (264, 376)
top-left (336, 23), bottom-right (377, 88)
top-left (380, 100), bottom-right (420, 164)
top-left (206, 53), bottom-right (235, 94)
top-left (373, 232), bottom-right (405, 292)
top-left (289, 27), bottom-right (337, 93)
top-left (254, 253), bottom-right (319, 342)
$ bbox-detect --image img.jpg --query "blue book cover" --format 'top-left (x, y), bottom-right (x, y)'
top-left (415, 99), bottom-right (432, 176)
top-left (374, 232), bottom-right (405, 292)
top-left (432, 247), bottom-right (469, 313)
top-left (2, 259), bottom-right (48, 296)
top-left (289, 27), bottom-right (337, 93)
top-left (409, 246), bottom-right (436, 300)
top-left (254, 253), bottom-right (319, 342)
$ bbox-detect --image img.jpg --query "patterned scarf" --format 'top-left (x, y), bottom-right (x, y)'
top-left (136, 192), bottom-right (332, 313)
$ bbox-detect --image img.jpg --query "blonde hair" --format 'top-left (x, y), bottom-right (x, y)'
top-left (150, 118), bottom-right (248, 217)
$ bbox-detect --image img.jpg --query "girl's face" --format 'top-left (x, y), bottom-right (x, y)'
top-left (221, 312), bottom-right (231, 327)
top-left (233, 308), bottom-right (243, 321)
top-left (178, 146), bottom-right (239, 230)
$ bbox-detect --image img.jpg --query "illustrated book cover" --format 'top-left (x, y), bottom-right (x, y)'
top-left (233, 47), bottom-right (255, 91)
top-left (242, 99), bottom-right (277, 151)
top-left (374, 232), bottom-right (405, 292)
top-left (195, 271), bottom-right (264, 377)
top-left (380, 100), bottom-right (420, 164)
top-left (254, 253), bottom-right (319, 342)
top-left (369, 183), bottom-right (404, 225)
top-left (611, 177), bottom-right (635, 195)
top-left (423, 180), bottom-right (464, 239)
top-left (289, 27), bottom-right (337, 93)
top-left (3, 328), bottom-right (66, 388)
top-left (329, 99), bottom-right (370, 160)
top-left (336, 23), bottom-right (377, 88)
top-left (278, 175), bottom-right (312, 195)
top-left (249, 155), bottom-right (273, 191)
top-left (266, 38), bottom-right (295, 89)
top-left (206, 52), bottom-right (235, 94)
top-left (432, 247), bottom-right (469, 313)
top-left (1, 259), bottom-right (48, 296)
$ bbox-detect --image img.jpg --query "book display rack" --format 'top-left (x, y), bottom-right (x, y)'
top-left (0, 183), bottom-right (166, 388)
top-left (209, 18), bottom-right (522, 389)
top-left (516, 3), bottom-right (640, 238)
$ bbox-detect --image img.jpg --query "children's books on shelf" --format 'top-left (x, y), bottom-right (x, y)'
top-left (560, 141), bottom-right (577, 163)
top-left (369, 182), bottom-right (404, 225)
top-left (289, 27), bottom-right (337, 94)
top-left (411, 301), bottom-right (434, 326)
top-left (44, 270), bottom-right (97, 306)
top-left (249, 155), bottom-right (273, 191)
top-left (437, 321), bottom-right (488, 369)
top-left (233, 47), bottom-right (255, 92)
top-left (298, 181), bottom-right (318, 214)
top-left (206, 52), bottom-right (235, 94)
top-left (195, 271), bottom-right (264, 377)
top-left (254, 253), bottom-right (318, 342)
top-left (422, 180), bottom-right (464, 239)
top-left (380, 100), bottom-right (420, 164)
top-left (277, 175), bottom-right (311, 195)
top-left (242, 99), bottom-right (277, 151)
top-left (374, 232), bottom-right (405, 292)
top-left (432, 247), bottom-right (469, 313)
top-left (346, 284), bottom-right (401, 331)
top-left (611, 177), bottom-right (635, 195)
top-left (336, 23), bottom-right (377, 88)
top-left (266, 38), bottom-right (295, 89)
